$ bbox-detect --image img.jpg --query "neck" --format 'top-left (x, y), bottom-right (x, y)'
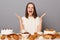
top-left (29, 15), bottom-right (33, 17)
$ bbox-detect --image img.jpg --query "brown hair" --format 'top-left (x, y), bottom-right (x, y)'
top-left (25, 2), bottom-right (37, 18)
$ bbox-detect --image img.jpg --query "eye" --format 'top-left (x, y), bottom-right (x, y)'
top-left (28, 7), bottom-right (30, 9)
top-left (32, 7), bottom-right (34, 9)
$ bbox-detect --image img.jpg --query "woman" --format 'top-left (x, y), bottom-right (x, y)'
top-left (16, 2), bottom-right (46, 34)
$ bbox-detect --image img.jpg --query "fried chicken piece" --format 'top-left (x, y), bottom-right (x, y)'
top-left (18, 34), bottom-right (22, 39)
top-left (43, 34), bottom-right (55, 39)
top-left (28, 35), bottom-right (35, 40)
top-left (1, 35), bottom-right (6, 40)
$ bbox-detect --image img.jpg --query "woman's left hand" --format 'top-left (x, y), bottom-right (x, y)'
top-left (38, 12), bottom-right (46, 31)
top-left (40, 12), bottom-right (46, 18)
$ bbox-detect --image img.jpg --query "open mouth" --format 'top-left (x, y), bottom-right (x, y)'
top-left (29, 11), bottom-right (32, 13)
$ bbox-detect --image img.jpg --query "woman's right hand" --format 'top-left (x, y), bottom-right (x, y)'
top-left (16, 13), bottom-right (23, 24)
top-left (16, 13), bottom-right (25, 30)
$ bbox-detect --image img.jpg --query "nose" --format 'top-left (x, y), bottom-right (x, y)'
top-left (30, 8), bottom-right (32, 11)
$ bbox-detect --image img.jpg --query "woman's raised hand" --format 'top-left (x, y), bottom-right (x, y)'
top-left (16, 13), bottom-right (21, 19)
top-left (16, 13), bottom-right (25, 30)
top-left (40, 12), bottom-right (46, 18)
top-left (16, 13), bottom-right (23, 24)
top-left (38, 12), bottom-right (46, 31)
top-left (39, 12), bottom-right (46, 22)
top-left (40, 12), bottom-right (46, 22)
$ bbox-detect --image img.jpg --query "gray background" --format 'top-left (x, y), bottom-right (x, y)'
top-left (0, 0), bottom-right (60, 33)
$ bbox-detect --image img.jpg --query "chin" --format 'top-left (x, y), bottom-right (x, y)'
top-left (29, 14), bottom-right (33, 16)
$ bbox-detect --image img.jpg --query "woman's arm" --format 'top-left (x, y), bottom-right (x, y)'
top-left (16, 14), bottom-right (24, 30)
top-left (37, 12), bottom-right (46, 32)
top-left (37, 17), bottom-right (42, 32)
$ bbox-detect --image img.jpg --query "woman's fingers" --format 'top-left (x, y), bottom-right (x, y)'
top-left (15, 13), bottom-right (22, 21)
top-left (15, 13), bottom-right (23, 23)
top-left (40, 12), bottom-right (46, 18)
top-left (40, 12), bottom-right (46, 22)
top-left (16, 13), bottom-right (21, 19)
